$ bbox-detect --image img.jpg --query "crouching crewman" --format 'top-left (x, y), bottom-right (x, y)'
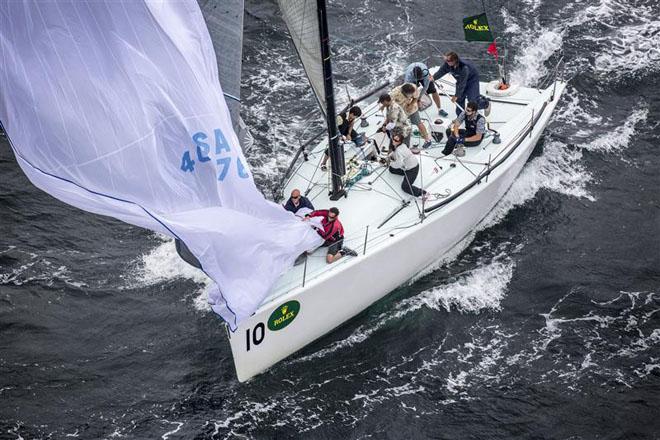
top-left (304, 207), bottom-right (358, 263)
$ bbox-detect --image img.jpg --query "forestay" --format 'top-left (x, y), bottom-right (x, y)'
top-left (0, 0), bottom-right (322, 329)
top-left (277, 0), bottom-right (327, 116)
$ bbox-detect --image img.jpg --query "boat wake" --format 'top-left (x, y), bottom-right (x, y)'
top-left (207, 287), bottom-right (659, 437)
top-left (292, 253), bottom-right (516, 364)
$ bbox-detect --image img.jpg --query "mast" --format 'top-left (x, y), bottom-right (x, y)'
top-left (316, 0), bottom-right (345, 200)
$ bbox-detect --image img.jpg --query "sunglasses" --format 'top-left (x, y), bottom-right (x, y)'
top-left (292, 195), bottom-right (300, 200)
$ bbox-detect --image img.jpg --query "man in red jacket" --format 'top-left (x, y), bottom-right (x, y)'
top-left (305, 207), bottom-right (357, 263)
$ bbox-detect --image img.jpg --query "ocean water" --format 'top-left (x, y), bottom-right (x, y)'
top-left (2, 0), bottom-right (660, 438)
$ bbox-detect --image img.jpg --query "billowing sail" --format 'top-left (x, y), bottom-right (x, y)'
top-left (277, 0), bottom-right (327, 117)
top-left (0, 0), bottom-right (322, 329)
top-left (198, 0), bottom-right (254, 152)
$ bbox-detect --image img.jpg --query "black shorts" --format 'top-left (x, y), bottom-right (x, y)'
top-left (426, 80), bottom-right (437, 94)
top-left (324, 238), bottom-right (344, 256)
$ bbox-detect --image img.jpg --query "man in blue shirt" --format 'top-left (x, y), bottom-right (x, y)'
top-left (404, 62), bottom-right (447, 117)
top-left (433, 51), bottom-right (489, 117)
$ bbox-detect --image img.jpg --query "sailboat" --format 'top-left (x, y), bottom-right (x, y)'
top-left (224, 1), bottom-right (565, 381)
top-left (0, 0), bottom-right (565, 383)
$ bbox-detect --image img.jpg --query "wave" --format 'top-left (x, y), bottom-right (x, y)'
top-left (509, 29), bottom-right (564, 86)
top-left (293, 256), bottom-right (515, 363)
top-left (582, 107), bottom-right (648, 152)
top-left (130, 235), bottom-right (213, 311)
top-left (0, 247), bottom-right (87, 289)
top-left (594, 22), bottom-right (660, 77)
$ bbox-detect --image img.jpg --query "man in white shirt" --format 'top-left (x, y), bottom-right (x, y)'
top-left (387, 132), bottom-right (427, 199)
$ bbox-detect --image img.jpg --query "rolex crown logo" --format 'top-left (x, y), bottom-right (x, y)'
top-left (281, 305), bottom-right (288, 315)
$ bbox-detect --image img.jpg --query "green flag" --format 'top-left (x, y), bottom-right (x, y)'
top-left (463, 13), bottom-right (494, 42)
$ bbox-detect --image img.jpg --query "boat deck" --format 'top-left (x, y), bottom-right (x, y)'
top-left (263, 74), bottom-right (551, 304)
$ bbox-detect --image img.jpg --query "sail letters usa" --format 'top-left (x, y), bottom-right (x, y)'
top-left (463, 13), bottom-right (494, 42)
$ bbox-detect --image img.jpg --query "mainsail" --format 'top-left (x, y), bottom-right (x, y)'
top-left (0, 0), bottom-right (322, 329)
top-left (277, 0), bottom-right (346, 198)
top-left (277, 0), bottom-right (327, 117)
top-left (198, 0), bottom-right (254, 152)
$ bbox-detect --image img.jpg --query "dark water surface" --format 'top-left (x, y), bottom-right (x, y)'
top-left (2, 0), bottom-right (660, 438)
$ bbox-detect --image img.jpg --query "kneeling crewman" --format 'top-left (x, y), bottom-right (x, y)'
top-left (305, 207), bottom-right (357, 264)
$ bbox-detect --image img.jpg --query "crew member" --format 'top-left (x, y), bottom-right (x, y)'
top-left (283, 188), bottom-right (314, 214)
top-left (443, 101), bottom-right (485, 156)
top-left (305, 207), bottom-right (357, 263)
top-left (390, 83), bottom-right (433, 149)
top-left (321, 106), bottom-right (363, 171)
top-left (388, 133), bottom-right (427, 199)
top-left (433, 51), bottom-right (491, 116)
top-left (378, 93), bottom-right (411, 145)
top-left (404, 62), bottom-right (447, 117)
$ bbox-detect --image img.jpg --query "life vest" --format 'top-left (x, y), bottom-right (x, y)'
top-left (310, 210), bottom-right (344, 242)
top-left (464, 113), bottom-right (484, 137)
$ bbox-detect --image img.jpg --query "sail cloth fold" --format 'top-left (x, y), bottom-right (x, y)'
top-left (277, 0), bottom-right (328, 117)
top-left (0, 0), bottom-right (322, 329)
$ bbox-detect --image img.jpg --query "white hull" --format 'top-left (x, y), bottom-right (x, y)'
top-left (229, 80), bottom-right (566, 382)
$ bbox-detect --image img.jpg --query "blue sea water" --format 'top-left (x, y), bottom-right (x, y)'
top-left (1, 0), bottom-right (659, 438)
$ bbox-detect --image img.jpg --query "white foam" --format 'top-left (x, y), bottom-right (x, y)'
top-left (553, 87), bottom-right (603, 126)
top-left (130, 235), bottom-right (212, 311)
top-left (0, 254), bottom-right (87, 289)
top-left (161, 421), bottom-right (184, 440)
top-left (132, 236), bottom-right (210, 286)
top-left (294, 257), bottom-right (514, 362)
top-left (570, 0), bottom-right (629, 27)
top-left (521, 0), bottom-right (543, 12)
top-left (480, 138), bottom-right (595, 230)
top-left (594, 20), bottom-right (660, 78)
top-left (509, 29), bottom-right (564, 86)
top-left (559, 0), bottom-right (660, 79)
top-left (413, 258), bottom-right (514, 314)
top-left (501, 6), bottom-right (564, 87)
top-left (582, 107), bottom-right (648, 153)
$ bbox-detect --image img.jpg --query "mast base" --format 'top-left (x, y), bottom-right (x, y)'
top-left (329, 189), bottom-right (346, 201)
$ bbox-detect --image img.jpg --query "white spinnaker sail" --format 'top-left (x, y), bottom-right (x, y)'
top-left (0, 0), bottom-right (322, 329)
top-left (277, 0), bottom-right (327, 116)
